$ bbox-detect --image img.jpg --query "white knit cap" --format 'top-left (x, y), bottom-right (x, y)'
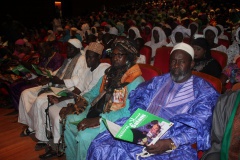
top-left (170, 42), bottom-right (194, 59)
top-left (68, 38), bottom-right (82, 49)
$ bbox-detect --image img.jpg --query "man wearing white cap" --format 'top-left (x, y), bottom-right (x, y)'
top-left (18, 38), bottom-right (87, 150)
top-left (87, 42), bottom-right (220, 160)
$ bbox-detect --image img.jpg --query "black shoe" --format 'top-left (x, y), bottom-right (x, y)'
top-left (20, 128), bottom-right (35, 137)
top-left (35, 142), bottom-right (48, 151)
top-left (39, 148), bottom-right (57, 159)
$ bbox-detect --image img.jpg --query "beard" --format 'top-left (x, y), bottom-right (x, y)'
top-left (170, 68), bottom-right (189, 82)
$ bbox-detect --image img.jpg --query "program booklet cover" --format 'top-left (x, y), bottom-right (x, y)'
top-left (50, 87), bottom-right (74, 97)
top-left (103, 108), bottom-right (174, 146)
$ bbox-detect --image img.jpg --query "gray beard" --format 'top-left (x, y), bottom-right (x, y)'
top-left (170, 70), bottom-right (187, 82)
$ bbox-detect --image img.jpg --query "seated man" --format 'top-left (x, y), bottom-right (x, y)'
top-left (201, 90), bottom-right (240, 160)
top-left (63, 38), bottom-right (145, 160)
top-left (18, 38), bottom-right (87, 150)
top-left (38, 42), bottom-right (110, 158)
top-left (87, 43), bottom-right (220, 160)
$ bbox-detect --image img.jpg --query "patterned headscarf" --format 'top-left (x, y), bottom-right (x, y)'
top-left (111, 38), bottom-right (138, 62)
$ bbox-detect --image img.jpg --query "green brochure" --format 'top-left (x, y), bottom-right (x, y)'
top-left (12, 65), bottom-right (31, 75)
top-left (32, 64), bottom-right (52, 78)
top-left (103, 108), bottom-right (174, 146)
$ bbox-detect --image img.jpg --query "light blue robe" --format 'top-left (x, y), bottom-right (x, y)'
top-left (64, 76), bottom-right (144, 160)
top-left (87, 74), bottom-right (220, 160)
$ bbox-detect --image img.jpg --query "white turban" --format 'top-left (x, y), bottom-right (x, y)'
top-left (170, 42), bottom-right (194, 59)
top-left (68, 38), bottom-right (82, 49)
top-left (203, 26), bottom-right (218, 44)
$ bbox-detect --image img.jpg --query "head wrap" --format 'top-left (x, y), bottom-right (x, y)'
top-left (235, 27), bottom-right (240, 43)
top-left (68, 38), bottom-right (82, 49)
top-left (188, 22), bottom-right (199, 35)
top-left (116, 22), bottom-right (125, 35)
top-left (71, 27), bottom-right (78, 32)
top-left (191, 38), bottom-right (212, 59)
top-left (170, 25), bottom-right (191, 45)
top-left (109, 27), bottom-right (118, 35)
top-left (81, 23), bottom-right (90, 32)
top-left (112, 38), bottom-right (138, 59)
top-left (15, 39), bottom-right (25, 45)
top-left (56, 27), bottom-right (63, 31)
top-left (87, 42), bottom-right (104, 55)
top-left (203, 25), bottom-right (218, 43)
top-left (216, 24), bottom-right (224, 36)
top-left (170, 42), bottom-right (194, 59)
top-left (46, 30), bottom-right (56, 42)
top-left (127, 26), bottom-right (142, 40)
top-left (150, 26), bottom-right (167, 45)
top-left (101, 21), bottom-right (108, 27)
top-left (145, 23), bottom-right (153, 30)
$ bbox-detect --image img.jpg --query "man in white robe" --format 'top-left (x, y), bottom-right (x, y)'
top-left (18, 38), bottom-right (87, 150)
top-left (44, 42), bottom-right (110, 152)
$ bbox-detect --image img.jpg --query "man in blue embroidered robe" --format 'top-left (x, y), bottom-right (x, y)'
top-left (87, 42), bottom-right (220, 160)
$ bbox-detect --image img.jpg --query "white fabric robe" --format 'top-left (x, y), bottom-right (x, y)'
top-left (18, 54), bottom-right (87, 142)
top-left (48, 63), bottom-right (110, 143)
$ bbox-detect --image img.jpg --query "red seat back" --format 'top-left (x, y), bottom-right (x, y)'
top-left (138, 64), bottom-right (162, 81)
top-left (218, 39), bottom-right (230, 49)
top-left (139, 45), bottom-right (152, 65)
top-left (211, 50), bottom-right (228, 69)
top-left (100, 58), bottom-right (111, 65)
top-left (153, 47), bottom-right (173, 74)
top-left (58, 41), bottom-right (68, 55)
top-left (192, 71), bottom-right (222, 93)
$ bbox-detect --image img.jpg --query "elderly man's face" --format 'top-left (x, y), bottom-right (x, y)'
top-left (170, 50), bottom-right (194, 83)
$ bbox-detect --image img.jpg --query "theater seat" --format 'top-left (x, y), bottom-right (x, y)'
top-left (218, 39), bottom-right (230, 49)
top-left (100, 58), bottom-right (111, 65)
top-left (139, 45), bottom-right (152, 65)
top-left (153, 47), bottom-right (173, 74)
top-left (138, 63), bottom-right (162, 81)
top-left (232, 83), bottom-right (240, 91)
top-left (192, 71), bottom-right (222, 93)
top-left (211, 50), bottom-right (228, 69)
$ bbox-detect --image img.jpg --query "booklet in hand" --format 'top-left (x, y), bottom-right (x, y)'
top-left (32, 64), bottom-right (52, 78)
top-left (103, 108), bottom-right (174, 146)
top-left (50, 87), bottom-right (74, 97)
top-left (11, 65), bottom-right (31, 76)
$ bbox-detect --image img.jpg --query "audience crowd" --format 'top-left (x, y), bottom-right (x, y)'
top-left (0, 0), bottom-right (240, 159)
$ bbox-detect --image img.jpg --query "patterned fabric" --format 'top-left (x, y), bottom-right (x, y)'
top-left (228, 103), bottom-right (240, 160)
top-left (87, 74), bottom-right (219, 160)
top-left (55, 53), bottom-right (81, 79)
top-left (223, 63), bottom-right (240, 84)
top-left (226, 42), bottom-right (240, 64)
top-left (220, 92), bottom-right (240, 160)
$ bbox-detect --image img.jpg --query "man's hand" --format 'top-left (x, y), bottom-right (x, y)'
top-left (72, 87), bottom-right (81, 95)
top-left (146, 139), bottom-right (173, 154)
top-left (77, 117), bottom-right (100, 131)
top-left (59, 104), bottom-right (75, 119)
top-left (37, 76), bottom-right (50, 85)
top-left (48, 95), bottom-right (60, 104)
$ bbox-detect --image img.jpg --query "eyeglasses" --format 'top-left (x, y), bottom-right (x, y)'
top-left (110, 53), bottom-right (127, 58)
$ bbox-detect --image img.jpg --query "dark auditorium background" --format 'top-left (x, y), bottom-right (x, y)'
top-left (0, 0), bottom-right (238, 28)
